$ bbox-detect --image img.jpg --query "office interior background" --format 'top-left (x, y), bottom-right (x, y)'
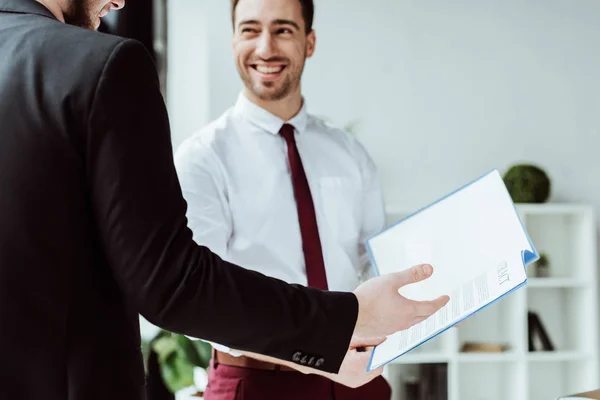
top-left (109, 1), bottom-right (600, 399)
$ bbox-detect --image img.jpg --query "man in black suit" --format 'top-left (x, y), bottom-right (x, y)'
top-left (0, 1), bottom-right (449, 399)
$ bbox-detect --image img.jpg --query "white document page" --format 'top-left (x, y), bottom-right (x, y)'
top-left (366, 170), bottom-right (536, 371)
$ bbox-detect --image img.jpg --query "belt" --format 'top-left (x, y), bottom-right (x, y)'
top-left (213, 350), bottom-right (297, 372)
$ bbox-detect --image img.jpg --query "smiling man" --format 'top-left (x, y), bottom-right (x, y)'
top-left (0, 0), bottom-right (451, 399)
top-left (174, 0), bottom-right (393, 398)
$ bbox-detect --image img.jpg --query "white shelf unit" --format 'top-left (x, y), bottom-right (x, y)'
top-left (382, 203), bottom-right (600, 400)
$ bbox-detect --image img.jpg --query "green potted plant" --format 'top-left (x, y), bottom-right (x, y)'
top-left (151, 330), bottom-right (213, 395)
top-left (503, 164), bottom-right (551, 203)
top-left (534, 253), bottom-right (550, 278)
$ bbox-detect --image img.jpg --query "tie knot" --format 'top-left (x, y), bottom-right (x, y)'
top-left (279, 123), bottom-right (295, 142)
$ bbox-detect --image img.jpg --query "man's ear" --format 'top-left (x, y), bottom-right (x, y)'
top-left (306, 29), bottom-right (316, 58)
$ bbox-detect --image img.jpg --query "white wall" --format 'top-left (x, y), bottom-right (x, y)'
top-left (168, 0), bottom-right (600, 216)
top-left (166, 0), bottom-right (211, 150)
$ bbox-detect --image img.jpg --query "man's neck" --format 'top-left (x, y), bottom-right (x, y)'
top-left (244, 88), bottom-right (303, 122)
top-left (36, 0), bottom-right (65, 22)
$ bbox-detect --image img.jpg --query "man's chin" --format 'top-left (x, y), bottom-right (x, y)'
top-left (251, 86), bottom-right (289, 102)
top-left (257, 93), bottom-right (287, 102)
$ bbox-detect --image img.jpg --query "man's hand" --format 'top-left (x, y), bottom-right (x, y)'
top-left (352, 263), bottom-right (449, 346)
top-left (319, 336), bottom-right (386, 388)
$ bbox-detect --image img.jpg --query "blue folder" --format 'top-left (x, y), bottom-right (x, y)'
top-left (364, 168), bottom-right (539, 371)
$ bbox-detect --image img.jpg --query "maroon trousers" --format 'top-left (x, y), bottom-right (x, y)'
top-left (203, 359), bottom-right (392, 400)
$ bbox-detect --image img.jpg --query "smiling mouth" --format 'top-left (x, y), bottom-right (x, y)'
top-left (251, 65), bottom-right (286, 75)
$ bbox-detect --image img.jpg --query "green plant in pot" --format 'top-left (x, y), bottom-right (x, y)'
top-left (503, 164), bottom-right (551, 203)
top-left (534, 253), bottom-right (550, 278)
top-left (151, 330), bottom-right (212, 394)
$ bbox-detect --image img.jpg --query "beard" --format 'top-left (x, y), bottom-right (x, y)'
top-left (249, 74), bottom-right (294, 102)
top-left (242, 49), bottom-right (306, 102)
top-left (63, 0), bottom-right (95, 30)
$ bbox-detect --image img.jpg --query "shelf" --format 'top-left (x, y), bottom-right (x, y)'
top-left (382, 203), bottom-right (599, 400)
top-left (516, 203), bottom-right (592, 215)
top-left (388, 203), bottom-right (592, 218)
top-left (528, 357), bottom-right (596, 400)
top-left (390, 352), bottom-right (588, 364)
top-left (527, 278), bottom-right (587, 288)
top-left (458, 288), bottom-right (523, 353)
top-left (523, 212), bottom-right (593, 279)
top-left (457, 352), bottom-right (518, 363)
top-left (390, 353), bottom-right (450, 364)
top-left (528, 288), bottom-right (590, 354)
top-left (527, 351), bottom-right (587, 362)
top-left (459, 361), bottom-right (524, 400)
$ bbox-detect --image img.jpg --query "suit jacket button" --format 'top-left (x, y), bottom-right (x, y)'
top-left (292, 351), bottom-right (302, 362)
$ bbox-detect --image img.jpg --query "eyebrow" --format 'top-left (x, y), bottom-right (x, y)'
top-left (272, 19), bottom-right (300, 30)
top-left (237, 19), bottom-right (300, 31)
top-left (237, 19), bottom-right (260, 27)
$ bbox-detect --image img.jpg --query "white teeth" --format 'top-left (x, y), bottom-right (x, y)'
top-left (256, 65), bottom-right (283, 74)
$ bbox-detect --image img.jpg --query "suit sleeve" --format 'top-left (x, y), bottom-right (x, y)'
top-left (85, 39), bottom-right (358, 374)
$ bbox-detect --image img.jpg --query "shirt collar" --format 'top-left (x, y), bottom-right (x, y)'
top-left (234, 92), bottom-right (308, 136)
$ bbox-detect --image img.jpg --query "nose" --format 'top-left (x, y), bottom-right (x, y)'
top-left (255, 32), bottom-right (276, 59)
top-left (111, 0), bottom-right (125, 10)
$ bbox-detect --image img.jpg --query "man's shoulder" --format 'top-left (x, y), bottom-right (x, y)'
top-left (307, 114), bottom-right (373, 161)
top-left (175, 110), bottom-right (235, 166)
top-left (308, 114), bottom-right (347, 135)
top-left (5, 18), bottom-right (151, 91)
top-left (55, 22), bottom-right (125, 49)
top-left (25, 19), bottom-right (128, 67)
top-left (0, 15), bottom-right (156, 123)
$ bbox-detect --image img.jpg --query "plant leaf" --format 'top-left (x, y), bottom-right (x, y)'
top-left (176, 334), bottom-right (203, 367)
top-left (192, 340), bottom-right (213, 369)
top-left (160, 351), bottom-right (195, 393)
top-left (152, 336), bottom-right (178, 364)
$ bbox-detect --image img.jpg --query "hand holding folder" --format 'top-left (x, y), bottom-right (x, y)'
top-left (352, 263), bottom-right (450, 348)
top-left (365, 169), bottom-right (538, 371)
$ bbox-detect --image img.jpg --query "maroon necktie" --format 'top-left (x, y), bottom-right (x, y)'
top-left (280, 123), bottom-right (329, 290)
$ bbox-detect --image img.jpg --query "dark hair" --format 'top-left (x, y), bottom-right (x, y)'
top-left (231, 0), bottom-right (314, 34)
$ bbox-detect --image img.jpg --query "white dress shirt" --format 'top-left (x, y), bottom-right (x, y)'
top-left (174, 93), bottom-right (386, 354)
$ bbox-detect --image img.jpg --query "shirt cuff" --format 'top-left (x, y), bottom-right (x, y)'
top-left (185, 336), bottom-right (242, 357)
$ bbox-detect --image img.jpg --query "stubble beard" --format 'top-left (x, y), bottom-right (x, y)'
top-left (244, 48), bottom-right (307, 102)
top-left (250, 75), bottom-right (293, 102)
top-left (63, 0), bottom-right (95, 30)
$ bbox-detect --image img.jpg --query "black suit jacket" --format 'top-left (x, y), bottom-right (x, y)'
top-left (0, 1), bottom-right (358, 399)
